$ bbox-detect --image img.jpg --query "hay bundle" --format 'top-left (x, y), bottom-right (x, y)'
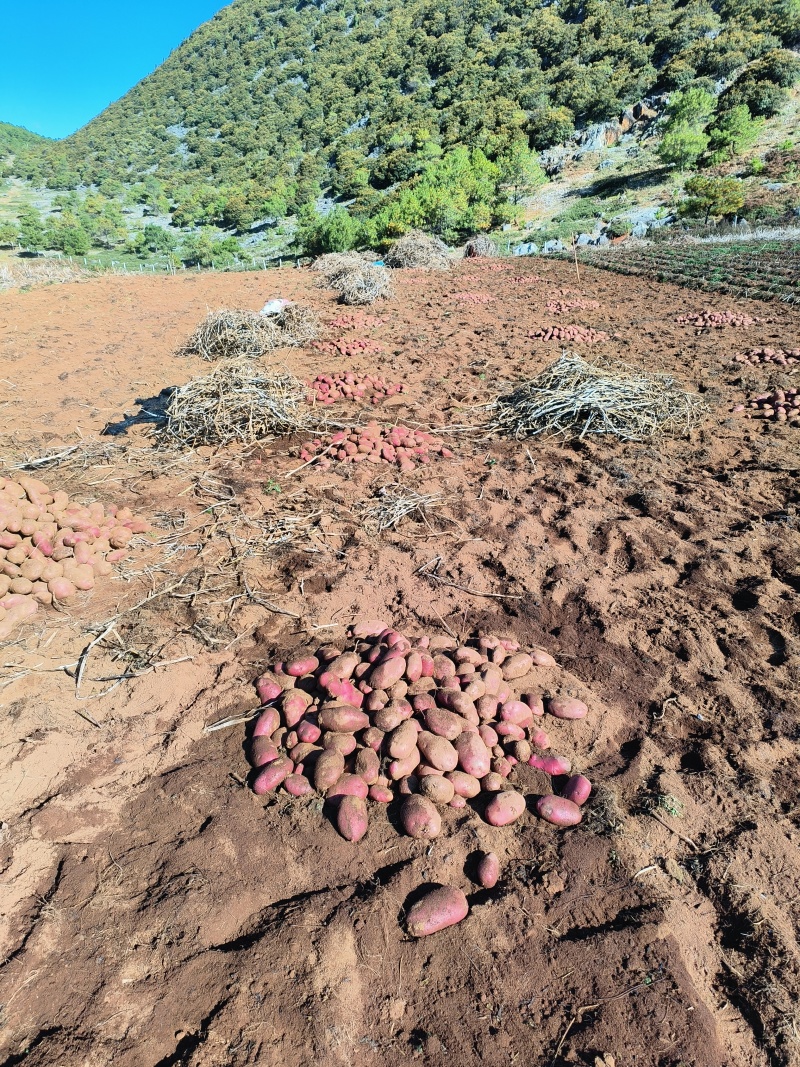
top-left (492, 354), bottom-right (708, 442)
top-left (164, 358), bottom-right (310, 446)
top-left (464, 235), bottom-right (497, 258)
top-left (384, 230), bottom-right (451, 270)
top-left (332, 263), bottom-right (393, 306)
top-left (275, 303), bottom-right (321, 345)
top-left (184, 309), bottom-right (279, 361)
top-left (311, 251), bottom-right (376, 275)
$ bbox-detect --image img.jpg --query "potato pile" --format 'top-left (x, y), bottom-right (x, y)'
top-left (529, 324), bottom-right (609, 344)
top-left (0, 474), bottom-right (149, 640)
top-left (676, 308), bottom-right (758, 328)
top-left (452, 291), bottom-right (496, 304)
top-left (731, 346), bottom-right (800, 367)
top-left (297, 422), bottom-right (454, 472)
top-left (545, 298), bottom-right (600, 314)
top-left (733, 387), bottom-right (800, 423)
top-left (327, 313), bottom-right (385, 330)
top-left (308, 372), bottom-right (405, 406)
top-left (311, 338), bottom-right (384, 359)
top-left (246, 622), bottom-right (594, 844)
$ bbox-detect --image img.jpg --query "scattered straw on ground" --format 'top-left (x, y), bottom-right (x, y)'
top-left (384, 231), bottom-right (451, 270)
top-left (183, 309), bottom-right (280, 360)
top-left (163, 358), bottom-right (310, 446)
top-left (0, 259), bottom-right (89, 292)
top-left (492, 354), bottom-right (708, 442)
top-left (464, 235), bottom-right (497, 258)
top-left (360, 483), bottom-right (442, 534)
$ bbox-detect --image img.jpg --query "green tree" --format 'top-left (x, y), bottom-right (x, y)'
top-left (140, 223), bottom-right (177, 253)
top-left (680, 175), bottom-right (745, 222)
top-left (18, 209), bottom-right (46, 253)
top-left (665, 87), bottom-right (717, 126)
top-left (498, 137), bottom-right (547, 204)
top-left (299, 205), bottom-right (362, 254)
top-left (0, 221), bottom-right (18, 247)
top-left (706, 105), bottom-right (764, 163)
top-left (658, 122), bottom-right (710, 169)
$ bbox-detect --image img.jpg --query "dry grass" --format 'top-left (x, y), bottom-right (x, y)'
top-left (182, 309), bottom-right (280, 361)
top-left (464, 235), bottom-right (497, 258)
top-left (0, 258), bottom-right (88, 292)
top-left (311, 251), bottom-right (376, 275)
top-left (360, 483), bottom-right (442, 535)
top-left (275, 303), bottom-right (321, 345)
top-left (163, 358), bottom-right (310, 446)
top-left (384, 231), bottom-right (451, 270)
top-left (333, 264), bottom-right (393, 306)
top-left (492, 353), bottom-right (708, 442)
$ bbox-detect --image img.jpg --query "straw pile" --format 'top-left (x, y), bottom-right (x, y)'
top-left (275, 303), bottom-right (320, 345)
top-left (384, 230), bottom-right (451, 269)
top-left (163, 358), bottom-right (310, 446)
top-left (183, 309), bottom-right (280, 361)
top-left (464, 235), bottom-right (497, 258)
top-left (492, 354), bottom-right (708, 442)
top-left (335, 264), bottom-right (392, 305)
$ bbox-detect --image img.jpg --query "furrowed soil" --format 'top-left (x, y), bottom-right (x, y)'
top-left (1, 259), bottom-right (799, 1067)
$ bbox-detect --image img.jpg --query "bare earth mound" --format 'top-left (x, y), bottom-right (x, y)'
top-left (0, 258), bottom-right (798, 1067)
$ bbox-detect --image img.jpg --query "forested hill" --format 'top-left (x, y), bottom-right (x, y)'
top-left (9, 0), bottom-right (800, 199)
top-left (0, 122), bottom-right (50, 156)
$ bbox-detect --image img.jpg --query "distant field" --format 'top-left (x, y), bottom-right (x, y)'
top-left (574, 238), bottom-right (800, 304)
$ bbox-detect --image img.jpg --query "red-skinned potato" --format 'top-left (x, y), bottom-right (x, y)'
top-left (249, 737), bottom-right (280, 768)
top-left (445, 770), bottom-right (481, 798)
top-left (528, 753), bottom-right (571, 776)
top-left (281, 689), bottom-right (313, 727)
top-left (406, 885), bottom-right (468, 937)
top-left (328, 774), bottom-right (369, 799)
top-left (388, 720), bottom-right (419, 759)
top-left (253, 756), bottom-right (293, 794)
top-left (322, 732), bottom-right (357, 755)
top-left (369, 784), bottom-right (393, 803)
top-left (296, 718), bottom-right (321, 744)
top-left (389, 749), bottom-right (421, 780)
top-left (354, 746), bottom-right (380, 784)
top-left (256, 676), bottom-right (283, 703)
top-left (314, 750), bottom-right (346, 792)
top-left (424, 706), bottom-right (463, 741)
top-left (284, 774), bottom-right (313, 797)
top-left (536, 794), bottom-right (582, 826)
top-left (476, 852), bottom-right (500, 889)
top-left (362, 726), bottom-right (385, 751)
top-left (562, 774), bottom-right (592, 806)
top-left (531, 648), bottom-right (556, 667)
top-left (318, 705), bottom-right (370, 733)
top-left (337, 794), bottom-right (369, 841)
top-left (485, 790), bottom-right (526, 826)
top-left (547, 697), bottom-right (588, 720)
top-left (418, 775), bottom-right (455, 805)
top-left (326, 652), bottom-right (360, 679)
top-left (416, 731), bottom-right (459, 772)
top-left (368, 656), bottom-right (407, 690)
top-left (454, 732), bottom-right (491, 778)
top-left (352, 618), bottom-right (388, 638)
top-left (400, 794), bottom-right (441, 838)
top-left (253, 708), bottom-right (280, 737)
top-left (502, 653), bottom-right (533, 680)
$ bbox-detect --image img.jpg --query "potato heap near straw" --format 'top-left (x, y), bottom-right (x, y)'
top-left (529, 324), bottom-right (609, 345)
top-left (298, 422), bottom-right (453, 471)
top-left (0, 474), bottom-right (149, 639)
top-left (733, 387), bottom-right (800, 423)
top-left (311, 338), bottom-right (385, 358)
top-left (676, 308), bottom-right (758, 328)
top-left (308, 371), bottom-right (405, 405)
top-left (246, 622), bottom-right (594, 846)
top-left (731, 346), bottom-right (800, 367)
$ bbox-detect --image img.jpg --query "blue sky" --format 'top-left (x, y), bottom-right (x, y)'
top-left (0, 2), bottom-right (230, 140)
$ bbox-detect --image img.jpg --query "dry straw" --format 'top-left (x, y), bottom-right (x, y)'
top-left (163, 358), bottom-right (310, 446)
top-left (334, 263), bottom-right (392, 305)
top-left (360, 483), bottom-right (442, 534)
top-left (492, 353), bottom-right (708, 442)
top-left (384, 230), bottom-right (451, 269)
top-left (464, 235), bottom-right (497, 258)
top-left (183, 309), bottom-right (280, 360)
top-left (311, 251), bottom-right (376, 275)
top-left (274, 303), bottom-right (320, 345)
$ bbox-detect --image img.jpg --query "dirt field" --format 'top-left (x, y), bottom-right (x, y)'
top-left (1, 258), bottom-right (798, 1067)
